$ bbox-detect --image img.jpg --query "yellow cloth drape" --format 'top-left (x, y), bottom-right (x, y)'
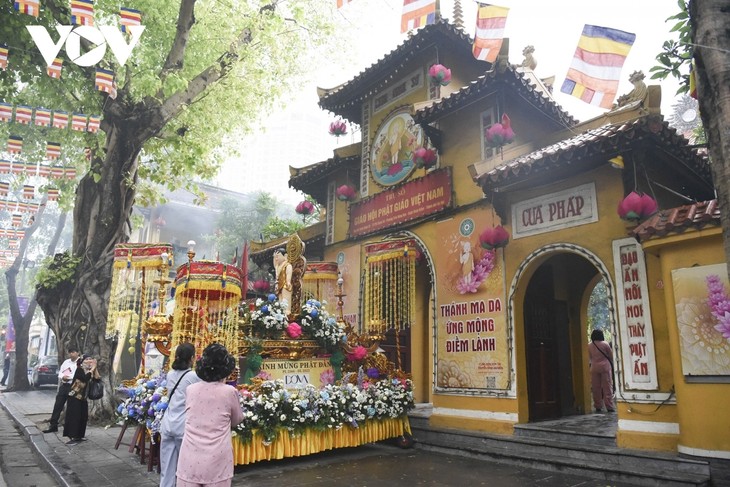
top-left (232, 416), bottom-right (411, 465)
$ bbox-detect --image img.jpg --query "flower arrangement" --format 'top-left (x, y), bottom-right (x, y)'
top-left (479, 225), bottom-right (510, 250)
top-left (295, 200), bottom-right (315, 216)
top-left (115, 373), bottom-right (168, 435)
top-left (329, 119), bottom-right (348, 137)
top-left (428, 64), bottom-right (451, 86)
top-left (485, 113), bottom-right (515, 148)
top-left (286, 322), bottom-right (302, 339)
top-left (617, 191), bottom-right (658, 221)
top-left (250, 294), bottom-right (289, 338)
top-left (298, 299), bottom-right (347, 351)
top-left (413, 147), bottom-right (437, 169)
top-left (706, 274), bottom-right (730, 339)
top-left (335, 184), bottom-right (357, 202)
top-left (233, 376), bottom-right (414, 444)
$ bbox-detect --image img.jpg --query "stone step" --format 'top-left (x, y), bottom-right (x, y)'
top-left (514, 422), bottom-right (617, 447)
top-left (409, 421), bottom-right (711, 486)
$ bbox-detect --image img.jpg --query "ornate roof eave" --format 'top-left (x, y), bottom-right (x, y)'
top-left (318, 20), bottom-right (474, 124)
top-left (631, 199), bottom-right (720, 242)
top-left (413, 65), bottom-right (576, 128)
top-left (477, 117), bottom-right (712, 194)
top-left (289, 154), bottom-right (361, 198)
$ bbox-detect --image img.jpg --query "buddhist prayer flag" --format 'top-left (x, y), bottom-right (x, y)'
top-left (336, 0), bottom-right (352, 8)
top-left (401, 0), bottom-right (436, 33)
top-left (689, 61), bottom-right (698, 99)
top-left (14, 0), bottom-right (40, 17)
top-left (0, 182), bottom-right (7, 197)
top-left (561, 24), bottom-right (636, 109)
top-left (50, 166), bottom-right (65, 178)
top-left (11, 214), bottom-right (23, 227)
top-left (15, 106), bottom-right (32, 124)
top-left (87, 115), bottom-right (101, 133)
top-left (0, 103), bottom-right (12, 122)
top-left (0, 160), bottom-right (10, 174)
top-left (38, 164), bottom-right (51, 177)
top-left (47, 58), bottom-right (63, 78)
top-left (52, 111), bottom-right (68, 129)
top-left (120, 7), bottom-right (142, 32)
top-left (46, 188), bottom-right (59, 201)
top-left (10, 161), bottom-right (26, 176)
top-left (65, 166), bottom-right (77, 179)
top-left (7, 136), bottom-right (23, 154)
top-left (71, 0), bottom-right (94, 26)
top-left (34, 108), bottom-right (52, 127)
top-left (0, 44), bottom-right (8, 70)
top-left (71, 113), bottom-right (87, 131)
top-left (46, 142), bottom-right (61, 160)
top-left (472, 4), bottom-right (509, 63)
top-left (22, 185), bottom-right (34, 199)
top-left (95, 68), bottom-right (114, 93)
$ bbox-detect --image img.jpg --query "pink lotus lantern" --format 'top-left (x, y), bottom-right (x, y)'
top-left (485, 113), bottom-right (516, 148)
top-left (617, 192), bottom-right (658, 221)
top-left (413, 147), bottom-right (437, 169)
top-left (329, 119), bottom-right (348, 137)
top-left (295, 200), bottom-right (315, 216)
top-left (428, 64), bottom-right (452, 86)
top-left (253, 279), bottom-right (270, 293)
top-left (479, 225), bottom-right (510, 250)
top-left (347, 345), bottom-right (369, 362)
top-left (335, 184), bottom-right (357, 202)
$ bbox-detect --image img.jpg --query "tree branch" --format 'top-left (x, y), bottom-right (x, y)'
top-left (157, 0), bottom-right (198, 92)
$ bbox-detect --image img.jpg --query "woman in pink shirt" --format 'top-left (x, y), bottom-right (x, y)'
top-left (176, 344), bottom-right (243, 487)
top-left (588, 329), bottom-right (615, 413)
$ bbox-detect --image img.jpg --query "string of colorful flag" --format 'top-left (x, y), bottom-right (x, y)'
top-left (0, 160), bottom-right (76, 179)
top-left (0, 103), bottom-right (101, 132)
top-left (336, 1), bottom-right (637, 109)
top-left (10, 0), bottom-right (141, 28)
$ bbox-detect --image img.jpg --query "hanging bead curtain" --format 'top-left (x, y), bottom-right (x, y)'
top-left (364, 239), bottom-right (416, 335)
top-left (107, 243), bottom-right (174, 377)
top-left (302, 262), bottom-right (339, 306)
top-left (171, 261), bottom-right (242, 359)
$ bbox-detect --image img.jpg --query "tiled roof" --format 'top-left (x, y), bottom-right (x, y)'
top-left (318, 20), bottom-right (475, 123)
top-left (413, 66), bottom-right (576, 128)
top-left (631, 199), bottom-right (720, 241)
top-left (289, 155), bottom-right (360, 189)
top-left (479, 117), bottom-right (711, 191)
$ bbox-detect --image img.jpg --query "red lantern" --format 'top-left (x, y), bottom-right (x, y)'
top-left (413, 147), bottom-right (437, 169)
top-left (617, 192), bottom-right (657, 221)
top-left (295, 200), bottom-right (315, 216)
top-left (479, 225), bottom-right (510, 250)
top-left (335, 184), bottom-right (357, 202)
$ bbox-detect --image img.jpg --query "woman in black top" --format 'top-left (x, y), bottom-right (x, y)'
top-left (63, 355), bottom-right (99, 444)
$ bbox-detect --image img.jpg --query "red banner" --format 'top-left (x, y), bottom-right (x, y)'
top-left (349, 168), bottom-right (452, 237)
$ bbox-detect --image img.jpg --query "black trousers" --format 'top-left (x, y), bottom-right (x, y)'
top-left (49, 383), bottom-right (72, 427)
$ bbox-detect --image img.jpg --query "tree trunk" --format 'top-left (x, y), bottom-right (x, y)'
top-left (5, 207), bottom-right (66, 391)
top-left (691, 1), bottom-right (730, 276)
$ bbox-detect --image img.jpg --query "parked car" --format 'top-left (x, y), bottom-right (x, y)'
top-left (31, 355), bottom-right (58, 388)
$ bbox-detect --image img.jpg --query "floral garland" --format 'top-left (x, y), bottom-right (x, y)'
top-left (115, 373), bottom-right (168, 436)
top-left (457, 249), bottom-right (496, 294)
top-left (234, 375), bottom-right (414, 444)
top-left (706, 274), bottom-right (730, 339)
top-left (250, 294), bottom-right (289, 337)
top-left (298, 299), bottom-right (347, 351)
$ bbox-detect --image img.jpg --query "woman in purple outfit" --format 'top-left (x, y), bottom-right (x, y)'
top-left (588, 329), bottom-right (615, 413)
top-left (176, 344), bottom-right (243, 487)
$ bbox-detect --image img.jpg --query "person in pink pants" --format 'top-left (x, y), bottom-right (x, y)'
top-left (588, 329), bottom-right (615, 413)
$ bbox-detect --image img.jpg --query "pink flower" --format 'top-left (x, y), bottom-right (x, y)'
top-left (295, 200), bottom-right (315, 215)
top-left (320, 369), bottom-right (335, 386)
top-left (286, 322), bottom-right (302, 339)
top-left (336, 184), bottom-right (357, 201)
top-left (428, 64), bottom-right (452, 86)
top-left (706, 275), bottom-right (730, 339)
top-left (387, 162), bottom-right (403, 176)
top-left (253, 279), bottom-right (270, 293)
top-left (329, 119), bottom-right (347, 137)
top-left (413, 147), bottom-right (437, 169)
top-left (456, 250), bottom-right (496, 294)
top-left (479, 225), bottom-right (509, 250)
top-left (347, 345), bottom-right (368, 362)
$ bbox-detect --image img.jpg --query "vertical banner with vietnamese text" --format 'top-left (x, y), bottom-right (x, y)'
top-left (434, 208), bottom-right (509, 392)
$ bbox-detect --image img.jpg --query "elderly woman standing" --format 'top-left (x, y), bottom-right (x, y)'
top-left (160, 343), bottom-right (200, 487)
top-left (63, 355), bottom-right (100, 445)
top-left (588, 329), bottom-right (615, 413)
top-left (176, 344), bottom-right (243, 487)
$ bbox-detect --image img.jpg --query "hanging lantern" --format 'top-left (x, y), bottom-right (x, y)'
top-left (413, 147), bottom-right (437, 169)
top-left (253, 279), bottom-right (270, 293)
top-left (479, 225), bottom-right (510, 250)
top-left (617, 191), bottom-right (657, 221)
top-left (428, 64), bottom-right (452, 86)
top-left (335, 184), bottom-right (357, 202)
top-left (329, 119), bottom-right (348, 137)
top-left (485, 113), bottom-right (516, 148)
top-left (295, 200), bottom-right (315, 216)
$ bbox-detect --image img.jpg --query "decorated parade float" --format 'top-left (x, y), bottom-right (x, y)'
top-left (110, 236), bottom-right (414, 468)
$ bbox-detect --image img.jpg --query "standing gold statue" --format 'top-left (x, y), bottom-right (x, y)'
top-left (273, 248), bottom-right (293, 315)
top-left (286, 234), bottom-right (307, 317)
